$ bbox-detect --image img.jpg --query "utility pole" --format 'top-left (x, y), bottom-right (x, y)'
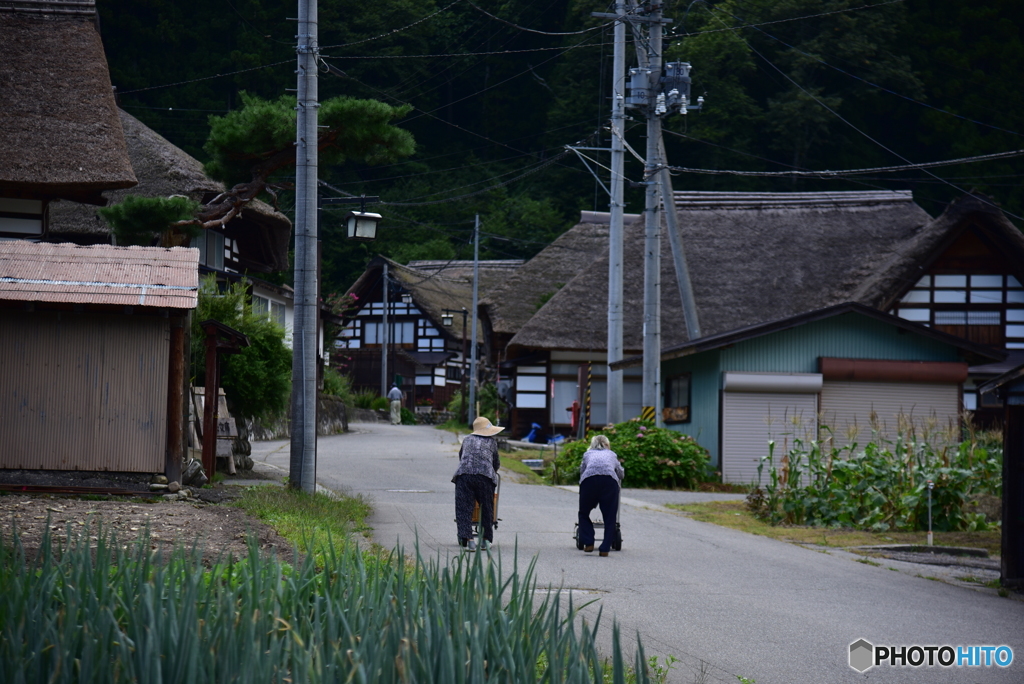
top-left (381, 261), bottom-right (389, 395)
top-left (468, 215), bottom-right (480, 426)
top-left (622, 1), bottom-right (704, 425)
top-left (289, 0), bottom-right (319, 493)
top-left (606, 2), bottom-right (627, 425)
top-left (641, 1), bottom-right (664, 425)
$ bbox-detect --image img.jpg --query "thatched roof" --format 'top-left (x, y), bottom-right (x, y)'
top-left (406, 259), bottom-right (523, 294)
top-left (480, 217), bottom-right (625, 336)
top-left (507, 191), bottom-right (933, 353)
top-left (346, 254), bottom-right (520, 342)
top-left (0, 4), bottom-right (136, 204)
top-left (48, 110), bottom-right (292, 272)
top-left (849, 192), bottom-right (1024, 310)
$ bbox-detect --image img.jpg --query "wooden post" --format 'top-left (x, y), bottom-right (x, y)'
top-left (165, 318), bottom-right (185, 483)
top-left (1003, 402), bottom-right (1023, 588)
top-left (202, 328), bottom-right (219, 478)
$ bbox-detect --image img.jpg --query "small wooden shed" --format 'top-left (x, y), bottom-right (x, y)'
top-left (977, 366), bottom-right (1024, 588)
top-left (0, 242), bottom-right (198, 480)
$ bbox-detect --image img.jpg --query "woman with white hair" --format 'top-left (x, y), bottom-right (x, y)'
top-left (577, 434), bottom-right (624, 556)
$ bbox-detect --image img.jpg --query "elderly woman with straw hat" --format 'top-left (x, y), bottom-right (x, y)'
top-left (452, 416), bottom-right (503, 550)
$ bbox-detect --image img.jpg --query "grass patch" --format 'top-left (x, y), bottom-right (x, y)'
top-left (233, 485), bottom-right (372, 554)
top-left (434, 419), bottom-right (470, 435)
top-left (856, 558), bottom-right (881, 567)
top-left (668, 500), bottom-right (1002, 555)
top-left (500, 454), bottom-right (546, 484)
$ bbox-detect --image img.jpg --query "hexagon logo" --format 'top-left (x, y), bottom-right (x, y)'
top-left (849, 639), bottom-right (874, 672)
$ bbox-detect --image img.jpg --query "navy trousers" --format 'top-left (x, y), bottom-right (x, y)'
top-left (454, 474), bottom-right (495, 542)
top-left (578, 474), bottom-right (619, 552)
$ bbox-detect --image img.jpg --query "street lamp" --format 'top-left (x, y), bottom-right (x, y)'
top-left (443, 307), bottom-right (469, 421)
top-left (319, 194), bottom-right (381, 241)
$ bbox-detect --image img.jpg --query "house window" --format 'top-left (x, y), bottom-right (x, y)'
top-left (337, 318), bottom-right (362, 348)
top-left (190, 230), bottom-right (225, 270)
top-left (894, 272), bottom-right (1024, 348)
top-left (0, 198), bottom-right (43, 238)
top-left (662, 374), bottom-right (691, 424)
top-left (252, 294), bottom-right (285, 329)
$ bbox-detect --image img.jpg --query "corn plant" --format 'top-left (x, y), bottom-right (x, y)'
top-left (749, 423), bottom-right (1001, 531)
top-left (1, 524), bottom-right (651, 684)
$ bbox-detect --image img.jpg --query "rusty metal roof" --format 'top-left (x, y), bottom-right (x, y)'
top-left (0, 242), bottom-right (199, 308)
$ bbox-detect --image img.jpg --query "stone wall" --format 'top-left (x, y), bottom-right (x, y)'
top-left (248, 394), bottom-right (350, 441)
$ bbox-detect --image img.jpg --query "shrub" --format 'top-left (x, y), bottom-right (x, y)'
top-left (400, 407), bottom-right (417, 425)
top-left (748, 426), bottom-right (1003, 531)
top-left (351, 389), bottom-right (379, 409)
top-left (191, 275), bottom-right (291, 422)
top-left (553, 420), bottom-right (710, 489)
top-left (98, 194), bottom-right (200, 246)
top-left (371, 396), bottom-right (389, 412)
top-left (321, 368), bottom-right (353, 403)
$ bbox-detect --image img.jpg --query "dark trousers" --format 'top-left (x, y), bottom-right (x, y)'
top-left (454, 474), bottom-right (495, 542)
top-left (578, 475), bottom-right (619, 552)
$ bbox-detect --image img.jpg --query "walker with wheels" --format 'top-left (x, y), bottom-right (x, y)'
top-left (573, 493), bottom-right (622, 551)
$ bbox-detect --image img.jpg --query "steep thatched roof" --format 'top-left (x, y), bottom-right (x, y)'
top-left (48, 110), bottom-right (292, 272)
top-left (347, 257), bottom-right (518, 343)
top-left (406, 259), bottom-right (523, 294)
top-left (480, 217), bottom-right (625, 336)
top-left (849, 192), bottom-right (1024, 310)
top-left (508, 191), bottom-right (933, 353)
top-left (0, 3), bottom-right (136, 204)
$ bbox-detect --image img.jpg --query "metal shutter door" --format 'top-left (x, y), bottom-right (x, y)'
top-left (721, 392), bottom-right (818, 485)
top-left (819, 381), bottom-right (960, 448)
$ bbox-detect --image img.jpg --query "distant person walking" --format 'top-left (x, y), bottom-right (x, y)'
top-left (452, 417), bottom-right (503, 550)
top-left (387, 384), bottom-right (403, 425)
top-left (577, 434), bottom-right (624, 557)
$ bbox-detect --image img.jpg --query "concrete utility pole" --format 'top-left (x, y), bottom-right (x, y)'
top-left (659, 136), bottom-right (700, 340)
top-left (606, 2), bottom-right (627, 425)
top-left (641, 2), bottom-right (664, 424)
top-left (468, 214), bottom-right (480, 425)
top-left (289, 0), bottom-right (320, 493)
top-left (381, 261), bottom-right (389, 395)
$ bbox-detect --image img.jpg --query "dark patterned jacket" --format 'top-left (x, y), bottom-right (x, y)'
top-left (452, 434), bottom-right (500, 485)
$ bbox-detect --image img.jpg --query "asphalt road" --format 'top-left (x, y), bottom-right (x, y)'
top-left (251, 422), bottom-right (1023, 684)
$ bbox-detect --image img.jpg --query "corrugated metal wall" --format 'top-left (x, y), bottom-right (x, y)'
top-left (0, 310), bottom-right (169, 471)
top-left (820, 381), bottom-right (961, 448)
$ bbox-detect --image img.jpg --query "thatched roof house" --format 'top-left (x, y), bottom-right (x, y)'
top-left (347, 256), bottom-right (520, 344)
top-left (48, 110), bottom-right (292, 272)
top-left (480, 212), bottom-right (634, 352)
top-left (507, 191), bottom-right (931, 354)
top-left (0, 1), bottom-right (136, 205)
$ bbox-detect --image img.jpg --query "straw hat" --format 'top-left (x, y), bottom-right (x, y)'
top-left (471, 417), bottom-right (504, 437)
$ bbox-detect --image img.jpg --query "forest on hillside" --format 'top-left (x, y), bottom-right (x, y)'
top-left (97, 0), bottom-right (1024, 293)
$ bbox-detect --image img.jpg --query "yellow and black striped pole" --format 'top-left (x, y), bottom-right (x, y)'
top-left (640, 406), bottom-right (656, 422)
top-left (584, 363), bottom-right (592, 432)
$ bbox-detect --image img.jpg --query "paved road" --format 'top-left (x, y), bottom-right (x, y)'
top-left (251, 423), bottom-right (1023, 684)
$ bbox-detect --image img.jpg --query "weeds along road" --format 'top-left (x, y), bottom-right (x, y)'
top-left (251, 422), bottom-right (1023, 684)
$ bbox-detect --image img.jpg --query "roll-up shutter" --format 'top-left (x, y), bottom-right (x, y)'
top-left (720, 373), bottom-right (820, 485)
top-left (819, 381), bottom-right (960, 448)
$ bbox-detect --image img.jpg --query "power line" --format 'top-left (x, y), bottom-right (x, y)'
top-left (702, 6), bottom-right (1024, 221)
top-left (320, 0), bottom-right (463, 50)
top-left (465, 0), bottom-right (615, 36)
top-left (117, 60), bottom-right (292, 95)
top-left (665, 149), bottom-right (1024, 178)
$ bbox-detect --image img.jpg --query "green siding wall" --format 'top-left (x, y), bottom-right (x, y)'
top-left (661, 313), bottom-right (966, 468)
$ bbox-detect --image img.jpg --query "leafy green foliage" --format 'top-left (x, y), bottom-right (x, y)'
top-left (554, 420), bottom-right (710, 489)
top-left (98, 194), bottom-right (200, 246)
top-left (0, 524), bottom-right (652, 684)
top-left (321, 368), bottom-right (354, 403)
top-left (191, 275), bottom-right (291, 421)
top-left (203, 92), bottom-right (415, 187)
top-left (747, 427), bottom-right (1003, 531)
